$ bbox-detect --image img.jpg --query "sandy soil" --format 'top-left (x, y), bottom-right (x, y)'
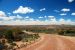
top-left (17, 34), bottom-right (75, 50)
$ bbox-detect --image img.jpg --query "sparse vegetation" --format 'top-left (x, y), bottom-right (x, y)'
top-left (0, 28), bottom-right (40, 50)
top-left (0, 25), bottom-right (75, 50)
top-left (58, 29), bottom-right (75, 36)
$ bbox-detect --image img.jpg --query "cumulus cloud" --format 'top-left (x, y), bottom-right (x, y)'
top-left (0, 16), bottom-right (16, 20)
top-left (13, 6), bottom-right (34, 14)
top-left (0, 12), bottom-right (75, 25)
top-left (0, 17), bottom-right (75, 25)
top-left (59, 18), bottom-right (65, 23)
top-left (0, 11), bottom-right (14, 20)
top-left (0, 17), bottom-right (10, 20)
top-left (71, 12), bottom-right (75, 15)
top-left (0, 12), bottom-right (23, 21)
top-left (68, 0), bottom-right (74, 3)
top-left (40, 8), bottom-right (46, 11)
top-left (48, 16), bottom-right (75, 25)
top-left (59, 18), bottom-right (75, 25)
top-left (0, 11), bottom-right (6, 17)
top-left (60, 13), bottom-right (67, 16)
top-left (61, 8), bottom-right (70, 12)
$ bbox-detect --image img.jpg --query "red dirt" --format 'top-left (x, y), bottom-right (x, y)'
top-left (17, 34), bottom-right (75, 50)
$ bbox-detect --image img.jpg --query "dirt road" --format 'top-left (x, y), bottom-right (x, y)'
top-left (18, 34), bottom-right (75, 50)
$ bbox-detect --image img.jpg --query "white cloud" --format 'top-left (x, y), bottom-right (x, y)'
top-left (0, 11), bottom-right (6, 17)
top-left (44, 16), bottom-right (47, 18)
top-left (60, 13), bottom-right (67, 16)
top-left (59, 18), bottom-right (75, 25)
top-left (71, 12), bottom-right (75, 15)
top-left (40, 8), bottom-right (46, 11)
top-left (48, 16), bottom-right (57, 24)
top-left (48, 16), bottom-right (56, 22)
top-left (59, 18), bottom-right (65, 23)
top-left (0, 17), bottom-right (75, 25)
top-left (16, 15), bottom-right (23, 19)
top-left (8, 16), bottom-right (16, 19)
top-left (0, 14), bottom-right (23, 21)
top-left (0, 12), bottom-right (75, 25)
top-left (38, 16), bottom-right (43, 18)
top-left (0, 16), bottom-right (16, 21)
top-left (25, 16), bottom-right (29, 18)
top-left (50, 17), bottom-right (56, 21)
top-left (54, 10), bottom-right (60, 12)
top-left (0, 17), bottom-right (10, 20)
top-left (68, 0), bottom-right (74, 3)
top-left (0, 20), bottom-right (48, 25)
top-left (13, 6), bottom-right (34, 14)
top-left (48, 16), bottom-right (54, 18)
top-left (0, 11), bottom-right (14, 20)
top-left (61, 8), bottom-right (70, 12)
top-left (48, 16), bottom-right (75, 25)
top-left (29, 18), bottom-right (34, 21)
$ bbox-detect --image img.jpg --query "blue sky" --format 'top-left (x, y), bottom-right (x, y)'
top-left (0, 0), bottom-right (75, 25)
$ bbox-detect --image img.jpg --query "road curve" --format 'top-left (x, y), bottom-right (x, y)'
top-left (18, 34), bottom-right (75, 50)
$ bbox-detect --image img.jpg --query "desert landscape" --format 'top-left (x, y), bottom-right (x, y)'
top-left (0, 25), bottom-right (75, 50)
top-left (0, 0), bottom-right (75, 50)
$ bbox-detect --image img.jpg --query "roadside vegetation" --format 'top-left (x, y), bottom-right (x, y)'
top-left (25, 27), bottom-right (57, 34)
top-left (0, 25), bottom-right (75, 50)
top-left (24, 26), bottom-right (75, 36)
top-left (0, 28), bottom-right (40, 50)
top-left (58, 29), bottom-right (75, 36)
